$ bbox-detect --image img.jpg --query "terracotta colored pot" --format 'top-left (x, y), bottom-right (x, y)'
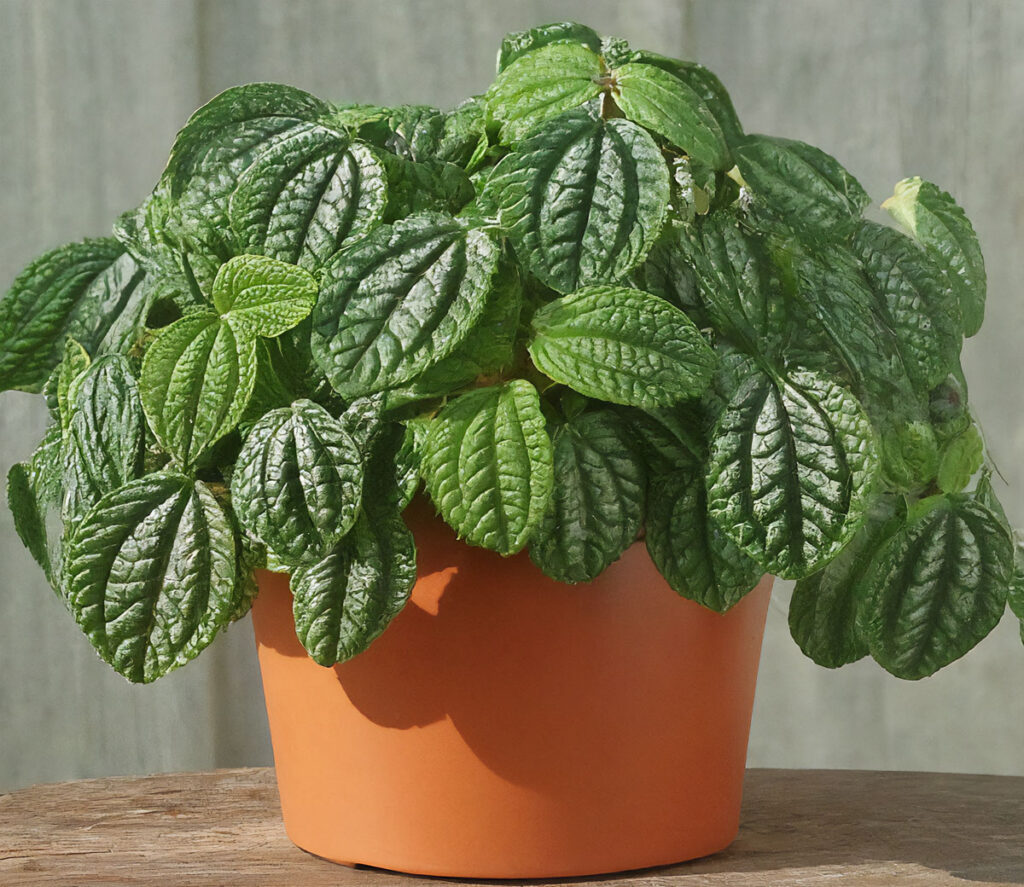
top-left (251, 500), bottom-right (773, 879)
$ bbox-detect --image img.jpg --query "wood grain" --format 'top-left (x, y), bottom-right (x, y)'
top-left (1, 768), bottom-right (1021, 885)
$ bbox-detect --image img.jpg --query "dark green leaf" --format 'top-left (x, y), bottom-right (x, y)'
top-left (529, 410), bottom-right (646, 582)
top-left (734, 135), bottom-right (869, 237)
top-left (625, 222), bottom-right (704, 319)
top-left (231, 400), bottom-right (363, 565)
top-left (706, 358), bottom-right (879, 579)
top-left (0, 239), bottom-right (148, 392)
top-left (483, 108), bottom-right (670, 293)
top-left (421, 380), bottom-right (553, 556)
top-left (230, 130), bottom-right (387, 271)
top-left (7, 461), bottom-right (52, 583)
top-left (212, 254), bottom-right (317, 338)
top-left (65, 472), bottom-right (241, 682)
top-left (496, 22), bottom-right (602, 72)
top-left (646, 467), bottom-right (762, 612)
top-left (615, 403), bottom-right (705, 474)
top-left (291, 504), bottom-right (415, 666)
top-left (140, 313), bottom-right (257, 467)
top-left (311, 212), bottom-right (500, 397)
top-left (529, 285), bottom-right (716, 408)
top-left (379, 154), bottom-right (475, 221)
top-left (487, 42), bottom-right (604, 144)
top-left (789, 495), bottom-right (905, 668)
top-left (860, 494), bottom-right (1011, 679)
top-left (883, 177), bottom-right (986, 336)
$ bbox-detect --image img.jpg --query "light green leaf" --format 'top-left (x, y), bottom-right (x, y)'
top-left (734, 134), bottom-right (869, 236)
top-left (140, 313), bottom-right (257, 467)
top-left (65, 472), bottom-right (241, 683)
top-left (56, 338), bottom-right (92, 431)
top-left (883, 177), bottom-right (986, 336)
top-left (853, 221), bottom-right (962, 392)
top-left (0, 239), bottom-right (148, 392)
top-left (291, 503), bottom-right (415, 666)
top-left (529, 410), bottom-right (646, 583)
top-left (483, 108), bottom-right (670, 293)
top-left (706, 358), bottom-right (879, 579)
top-left (860, 494), bottom-right (1011, 679)
top-left (487, 42), bottom-right (604, 144)
top-left (212, 254), bottom-right (317, 338)
top-left (421, 380), bottom-right (553, 555)
top-left (613, 62), bottom-right (730, 169)
top-left (789, 495), bottom-right (905, 668)
top-left (496, 21), bottom-right (602, 72)
top-left (646, 467), bottom-right (762, 612)
top-left (230, 130), bottom-right (387, 271)
top-left (63, 355), bottom-right (146, 523)
top-left (936, 424), bottom-right (984, 494)
top-left (232, 400), bottom-right (364, 565)
top-left (529, 285), bottom-right (716, 408)
top-left (311, 212), bottom-right (500, 397)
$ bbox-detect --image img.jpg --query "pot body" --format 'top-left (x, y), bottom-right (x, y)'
top-left (251, 502), bottom-right (772, 879)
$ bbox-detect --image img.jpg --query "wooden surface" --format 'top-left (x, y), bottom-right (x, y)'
top-left (1, 768), bottom-right (1021, 886)
top-left (2, 0), bottom-right (1024, 795)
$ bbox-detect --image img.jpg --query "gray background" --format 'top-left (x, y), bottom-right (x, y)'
top-left (1, 0), bottom-right (1022, 792)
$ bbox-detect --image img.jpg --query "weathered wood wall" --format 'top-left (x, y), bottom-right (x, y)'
top-left (1, 0), bottom-right (1021, 791)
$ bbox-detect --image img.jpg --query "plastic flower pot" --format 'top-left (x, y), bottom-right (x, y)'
top-left (251, 498), bottom-right (773, 878)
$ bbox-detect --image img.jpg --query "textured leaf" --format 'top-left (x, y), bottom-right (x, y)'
top-left (613, 62), bottom-right (730, 169)
top-left (625, 222), bottom-right (704, 319)
top-left (706, 358), bottom-right (879, 579)
top-left (853, 221), bottom-right (962, 391)
top-left (496, 22), bottom-right (602, 72)
top-left (232, 400), bottom-right (363, 565)
top-left (56, 338), bottom-right (92, 431)
top-left (529, 285), bottom-right (715, 408)
top-left (7, 462), bottom-right (52, 583)
top-left (421, 381), bottom-right (553, 555)
top-left (936, 424), bottom-right (984, 494)
top-left (63, 356), bottom-right (146, 523)
top-left (860, 494), bottom-right (1011, 679)
top-left (483, 108), bottom-right (670, 293)
top-left (230, 129), bottom-right (387, 271)
top-left (616, 403), bottom-right (705, 474)
top-left (212, 254), bottom-right (317, 338)
top-left (883, 177), bottom-right (986, 336)
top-left (311, 212), bottom-right (500, 396)
top-left (0, 239), bottom-right (148, 392)
top-left (356, 104), bottom-right (447, 162)
top-left (734, 135), bottom-right (869, 236)
top-left (65, 472), bottom-right (241, 683)
top-left (291, 504), bottom-right (415, 666)
top-left (379, 154), bottom-right (475, 221)
top-left (487, 42), bottom-right (604, 144)
top-left (646, 468), bottom-right (762, 612)
top-left (529, 410), bottom-right (646, 582)
top-left (140, 313), bottom-right (257, 467)
top-left (789, 495), bottom-right (905, 668)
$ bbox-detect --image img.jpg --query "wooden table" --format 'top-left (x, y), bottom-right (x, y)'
top-left (1, 768), bottom-right (1021, 885)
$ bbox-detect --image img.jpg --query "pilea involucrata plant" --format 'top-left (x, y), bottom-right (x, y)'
top-left (3, 22), bottom-right (1020, 683)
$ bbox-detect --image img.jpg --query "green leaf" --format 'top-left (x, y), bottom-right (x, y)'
top-left (140, 313), bottom-right (257, 467)
top-left (646, 468), bottom-right (762, 612)
top-left (615, 403), bottom-right (705, 474)
top-left (483, 108), bottom-right (670, 293)
top-left (706, 358), bottom-right (879, 579)
top-left (356, 105), bottom-right (446, 162)
top-left (936, 424), bottom-right (984, 494)
top-left (7, 461), bottom-right (53, 583)
top-left (853, 221), bottom-right (962, 391)
top-left (625, 222), bottom-right (704, 319)
top-left (311, 212), bottom-right (500, 397)
top-left (496, 22), bottom-right (602, 72)
top-left (379, 154), bottom-right (475, 221)
top-left (65, 472), bottom-right (241, 683)
top-left (529, 410), bottom-right (646, 582)
top-left (291, 504), bottom-right (415, 666)
top-left (230, 130), bottom-right (387, 271)
top-left (487, 42), bottom-right (604, 144)
top-left (613, 62), bottom-right (730, 169)
top-left (211, 254), bottom-right (317, 338)
top-left (789, 495), bottom-right (905, 668)
top-left (0, 239), bottom-right (149, 392)
top-left (529, 285), bottom-right (716, 408)
top-left (421, 381), bottom-right (553, 555)
top-left (860, 494), bottom-right (1011, 679)
top-left (56, 337), bottom-right (92, 431)
top-left (883, 177), bottom-right (986, 336)
top-left (231, 400), bottom-right (364, 565)
top-left (62, 355), bottom-right (146, 524)
top-left (734, 135), bottom-right (869, 236)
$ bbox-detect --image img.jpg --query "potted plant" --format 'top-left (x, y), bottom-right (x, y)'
top-left (2, 19), bottom-right (1020, 878)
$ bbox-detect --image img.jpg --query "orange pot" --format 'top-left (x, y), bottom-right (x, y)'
top-left (251, 500), bottom-right (773, 879)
